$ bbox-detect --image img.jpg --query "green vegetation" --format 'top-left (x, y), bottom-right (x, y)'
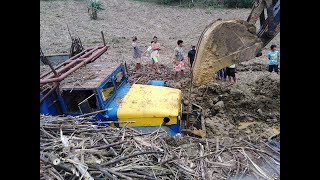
top-left (87, 0), bottom-right (104, 20)
top-left (134, 0), bottom-right (255, 8)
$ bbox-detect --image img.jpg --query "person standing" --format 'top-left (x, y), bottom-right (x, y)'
top-left (216, 68), bottom-right (227, 81)
top-left (132, 36), bottom-right (142, 73)
top-left (226, 64), bottom-right (236, 83)
top-left (143, 41), bottom-right (157, 72)
top-left (151, 36), bottom-right (161, 74)
top-left (173, 40), bottom-right (185, 81)
top-left (267, 44), bottom-right (280, 74)
top-left (187, 45), bottom-right (196, 68)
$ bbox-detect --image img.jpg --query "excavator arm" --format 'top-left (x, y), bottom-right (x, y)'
top-left (191, 0), bottom-right (280, 86)
top-left (248, 0), bottom-right (280, 46)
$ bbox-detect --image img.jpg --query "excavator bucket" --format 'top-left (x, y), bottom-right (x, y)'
top-left (192, 20), bottom-right (263, 87)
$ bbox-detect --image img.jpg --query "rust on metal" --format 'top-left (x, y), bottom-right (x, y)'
top-left (40, 45), bottom-right (109, 84)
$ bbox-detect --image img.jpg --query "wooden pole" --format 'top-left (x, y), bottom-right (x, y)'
top-left (101, 31), bottom-right (106, 46)
top-left (40, 47), bottom-right (58, 77)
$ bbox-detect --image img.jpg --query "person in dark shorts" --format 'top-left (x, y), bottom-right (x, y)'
top-left (267, 44), bottom-right (280, 74)
top-left (226, 64), bottom-right (236, 83)
top-left (187, 45), bottom-right (196, 68)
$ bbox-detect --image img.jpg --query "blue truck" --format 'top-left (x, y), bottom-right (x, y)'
top-left (40, 45), bottom-right (183, 136)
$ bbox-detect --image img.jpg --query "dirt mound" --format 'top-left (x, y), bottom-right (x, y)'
top-left (237, 62), bottom-right (267, 72)
top-left (253, 75), bottom-right (280, 99)
top-left (169, 62), bottom-right (279, 139)
top-left (205, 115), bottom-right (238, 138)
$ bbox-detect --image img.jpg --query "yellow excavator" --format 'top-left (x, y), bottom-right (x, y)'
top-left (192, 0), bottom-right (280, 86)
top-left (188, 0), bottom-right (280, 137)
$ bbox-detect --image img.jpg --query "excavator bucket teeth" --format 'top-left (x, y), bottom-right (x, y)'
top-left (192, 20), bottom-right (263, 87)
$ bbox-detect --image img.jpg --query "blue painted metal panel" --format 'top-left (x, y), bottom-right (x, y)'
top-left (95, 64), bottom-right (130, 125)
top-left (40, 92), bottom-right (59, 115)
top-left (148, 80), bottom-right (165, 86)
top-left (105, 84), bottom-right (130, 128)
top-left (96, 64), bottom-right (127, 108)
top-left (169, 116), bottom-right (181, 135)
top-left (57, 94), bottom-right (68, 115)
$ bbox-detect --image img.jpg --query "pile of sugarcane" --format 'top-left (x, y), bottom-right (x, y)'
top-left (40, 115), bottom-right (280, 180)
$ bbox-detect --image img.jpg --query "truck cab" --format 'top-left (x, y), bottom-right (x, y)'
top-left (40, 55), bottom-right (183, 136)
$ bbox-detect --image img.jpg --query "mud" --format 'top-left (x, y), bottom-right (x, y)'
top-left (253, 75), bottom-right (280, 99)
top-left (167, 60), bottom-right (280, 140)
top-left (237, 62), bottom-right (267, 72)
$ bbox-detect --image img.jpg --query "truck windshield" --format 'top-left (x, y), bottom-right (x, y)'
top-left (101, 79), bottom-right (114, 103)
top-left (114, 71), bottom-right (125, 88)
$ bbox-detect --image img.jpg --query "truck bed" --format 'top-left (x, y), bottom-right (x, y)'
top-left (41, 57), bottom-right (117, 90)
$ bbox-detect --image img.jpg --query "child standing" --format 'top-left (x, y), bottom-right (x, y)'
top-left (267, 44), bottom-right (280, 74)
top-left (143, 41), bottom-right (157, 73)
top-left (151, 36), bottom-right (161, 74)
top-left (226, 64), bottom-right (236, 83)
top-left (173, 40), bottom-right (185, 81)
top-left (132, 36), bottom-right (142, 73)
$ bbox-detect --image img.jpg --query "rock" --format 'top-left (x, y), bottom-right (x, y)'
top-left (204, 109), bottom-right (211, 117)
top-left (208, 99), bottom-right (215, 107)
top-left (199, 85), bottom-right (207, 89)
top-left (266, 119), bottom-right (272, 122)
top-left (249, 116), bottom-right (257, 122)
top-left (196, 97), bottom-right (203, 101)
top-left (192, 89), bottom-right (199, 94)
top-left (257, 109), bottom-right (263, 116)
top-left (214, 101), bottom-right (224, 109)
top-left (222, 87), bottom-right (231, 93)
top-left (175, 83), bottom-right (182, 89)
top-left (212, 97), bottom-right (219, 104)
top-left (218, 95), bottom-right (227, 101)
top-left (183, 100), bottom-right (189, 106)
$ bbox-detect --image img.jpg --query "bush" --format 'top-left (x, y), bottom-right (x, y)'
top-left (88, 0), bottom-right (104, 20)
top-left (223, 0), bottom-right (255, 8)
top-left (163, 0), bottom-right (174, 4)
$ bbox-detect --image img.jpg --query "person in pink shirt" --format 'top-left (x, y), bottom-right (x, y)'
top-left (151, 36), bottom-right (161, 74)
